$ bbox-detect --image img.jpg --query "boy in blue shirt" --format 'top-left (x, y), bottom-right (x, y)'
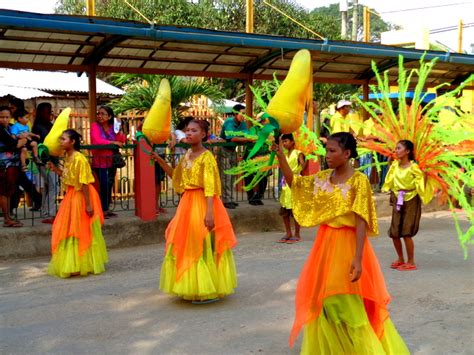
top-left (9, 115), bottom-right (41, 171)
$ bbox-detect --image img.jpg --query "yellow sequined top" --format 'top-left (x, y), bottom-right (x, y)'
top-left (291, 169), bottom-right (379, 236)
top-left (280, 149), bottom-right (303, 209)
top-left (172, 149), bottom-right (221, 197)
top-left (61, 151), bottom-right (95, 191)
top-left (382, 160), bottom-right (433, 204)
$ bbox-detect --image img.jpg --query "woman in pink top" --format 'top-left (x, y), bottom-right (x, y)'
top-left (90, 105), bottom-right (125, 218)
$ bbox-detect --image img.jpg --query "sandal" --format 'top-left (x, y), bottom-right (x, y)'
top-left (390, 261), bottom-right (405, 269)
top-left (286, 237), bottom-right (301, 244)
top-left (3, 220), bottom-right (23, 228)
top-left (397, 263), bottom-right (417, 271)
top-left (277, 236), bottom-right (290, 243)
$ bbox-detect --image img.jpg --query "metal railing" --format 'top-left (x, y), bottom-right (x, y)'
top-left (1, 142), bottom-right (281, 226)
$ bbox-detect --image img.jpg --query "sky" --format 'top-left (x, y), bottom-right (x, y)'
top-left (0, 0), bottom-right (472, 51)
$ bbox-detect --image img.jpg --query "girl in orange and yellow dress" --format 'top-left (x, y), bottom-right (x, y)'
top-left (48, 129), bottom-right (108, 278)
top-left (152, 119), bottom-right (237, 303)
top-left (275, 132), bottom-right (409, 354)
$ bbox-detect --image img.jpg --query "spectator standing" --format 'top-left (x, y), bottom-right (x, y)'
top-left (32, 103), bottom-right (59, 223)
top-left (277, 134), bottom-right (306, 243)
top-left (90, 105), bottom-right (126, 218)
top-left (330, 100), bottom-right (352, 134)
top-left (7, 98), bottom-right (41, 213)
top-left (243, 113), bottom-right (269, 206)
top-left (218, 104), bottom-right (253, 209)
top-left (0, 106), bottom-right (26, 227)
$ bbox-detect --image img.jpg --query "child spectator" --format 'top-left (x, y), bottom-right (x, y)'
top-left (277, 133), bottom-right (306, 243)
top-left (9, 115), bottom-right (41, 171)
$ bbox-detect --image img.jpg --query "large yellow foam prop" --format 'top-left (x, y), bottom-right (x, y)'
top-left (43, 107), bottom-right (71, 156)
top-left (266, 49), bottom-right (313, 134)
top-left (142, 78), bottom-right (172, 144)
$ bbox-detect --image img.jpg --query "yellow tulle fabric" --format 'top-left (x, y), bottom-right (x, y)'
top-left (160, 235), bottom-right (237, 301)
top-left (300, 294), bottom-right (409, 355)
top-left (48, 219), bottom-right (108, 278)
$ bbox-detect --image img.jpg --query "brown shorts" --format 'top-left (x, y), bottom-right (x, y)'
top-left (388, 192), bottom-right (422, 239)
top-left (0, 167), bottom-right (19, 197)
top-left (279, 207), bottom-right (293, 218)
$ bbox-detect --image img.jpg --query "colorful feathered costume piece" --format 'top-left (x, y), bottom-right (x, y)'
top-left (354, 55), bottom-right (474, 257)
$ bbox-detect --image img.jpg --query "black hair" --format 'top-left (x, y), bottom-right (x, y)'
top-left (9, 97), bottom-right (28, 119)
top-left (233, 104), bottom-right (245, 113)
top-left (398, 139), bottom-right (415, 161)
top-left (0, 105), bottom-right (11, 113)
top-left (281, 133), bottom-right (294, 142)
top-left (328, 132), bottom-right (358, 159)
top-left (98, 105), bottom-right (115, 125)
top-left (33, 102), bottom-right (53, 130)
top-left (62, 129), bottom-right (82, 151)
top-left (177, 116), bottom-right (194, 131)
top-left (188, 119), bottom-right (210, 142)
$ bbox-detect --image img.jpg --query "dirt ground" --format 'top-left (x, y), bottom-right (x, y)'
top-left (0, 211), bottom-right (473, 354)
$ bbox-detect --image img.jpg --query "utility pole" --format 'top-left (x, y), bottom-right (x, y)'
top-left (246, 0), bottom-right (254, 33)
top-left (340, 0), bottom-right (348, 39)
top-left (363, 6), bottom-right (370, 42)
top-left (458, 19), bottom-right (463, 53)
top-left (86, 0), bottom-right (95, 16)
top-left (351, 0), bottom-right (358, 41)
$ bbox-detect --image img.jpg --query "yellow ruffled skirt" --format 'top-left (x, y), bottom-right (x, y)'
top-left (160, 235), bottom-right (237, 301)
top-left (48, 218), bottom-right (108, 278)
top-left (301, 294), bottom-right (409, 354)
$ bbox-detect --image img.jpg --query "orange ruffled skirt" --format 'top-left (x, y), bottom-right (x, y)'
top-left (290, 225), bottom-right (409, 354)
top-left (48, 185), bottom-right (108, 278)
top-left (159, 189), bottom-right (237, 301)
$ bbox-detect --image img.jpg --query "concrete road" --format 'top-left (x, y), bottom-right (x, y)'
top-left (1, 211), bottom-right (473, 354)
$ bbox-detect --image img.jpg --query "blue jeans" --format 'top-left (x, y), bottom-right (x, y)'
top-left (359, 153), bottom-right (372, 178)
top-left (93, 167), bottom-right (116, 213)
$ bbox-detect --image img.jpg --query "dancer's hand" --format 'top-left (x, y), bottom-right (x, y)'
top-left (86, 205), bottom-right (94, 217)
top-left (204, 211), bottom-right (214, 231)
top-left (350, 258), bottom-right (362, 282)
top-left (271, 141), bottom-right (284, 158)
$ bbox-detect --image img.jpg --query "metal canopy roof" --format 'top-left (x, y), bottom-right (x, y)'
top-left (0, 68), bottom-right (124, 96)
top-left (0, 9), bottom-right (473, 87)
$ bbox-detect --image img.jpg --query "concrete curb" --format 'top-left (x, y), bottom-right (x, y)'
top-left (0, 194), bottom-right (446, 259)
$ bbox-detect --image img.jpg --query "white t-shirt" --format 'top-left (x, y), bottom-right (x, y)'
top-left (174, 129), bottom-right (187, 156)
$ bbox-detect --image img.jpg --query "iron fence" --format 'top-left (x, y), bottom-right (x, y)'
top-left (1, 143), bottom-right (281, 226)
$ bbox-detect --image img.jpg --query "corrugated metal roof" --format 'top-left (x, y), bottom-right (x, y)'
top-left (0, 68), bottom-right (124, 96)
top-left (0, 84), bottom-right (52, 99)
top-left (0, 9), bottom-right (472, 87)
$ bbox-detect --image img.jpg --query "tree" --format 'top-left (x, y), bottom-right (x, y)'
top-left (309, 3), bottom-right (400, 42)
top-left (109, 74), bottom-right (225, 123)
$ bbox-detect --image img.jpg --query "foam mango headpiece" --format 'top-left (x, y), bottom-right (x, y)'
top-left (43, 107), bottom-right (71, 157)
top-left (267, 49), bottom-right (313, 134)
top-left (142, 78), bottom-right (172, 144)
top-left (246, 49), bottom-right (313, 161)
